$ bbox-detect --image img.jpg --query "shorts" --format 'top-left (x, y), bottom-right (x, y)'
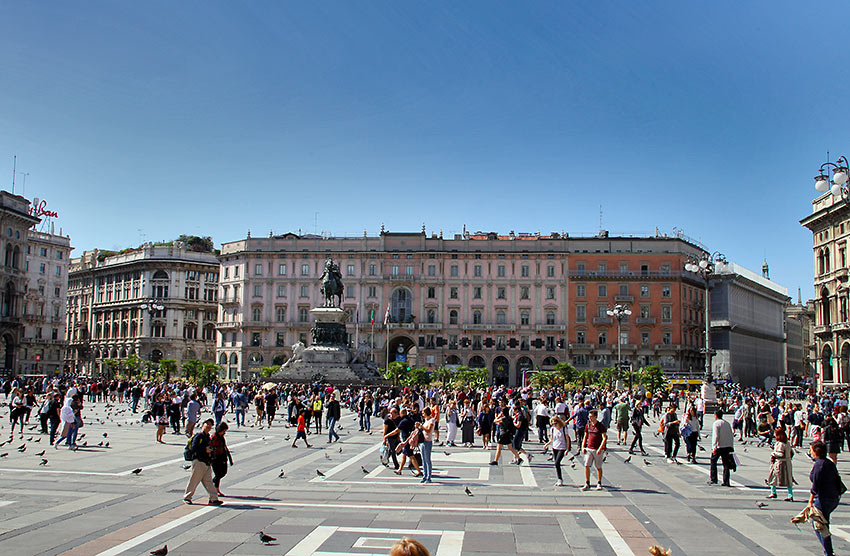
top-left (498, 432), bottom-right (514, 446)
top-left (155, 415), bottom-right (167, 426)
top-left (584, 449), bottom-right (604, 469)
top-left (295, 430), bottom-right (307, 440)
top-left (617, 419), bottom-right (628, 432)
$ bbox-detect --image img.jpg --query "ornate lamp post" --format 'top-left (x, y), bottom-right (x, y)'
top-left (684, 253), bottom-right (726, 402)
top-left (814, 155), bottom-right (850, 199)
top-left (139, 299), bottom-right (164, 378)
top-left (606, 304), bottom-right (632, 389)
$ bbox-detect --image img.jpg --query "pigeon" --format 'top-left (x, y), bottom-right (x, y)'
top-left (183, 464), bottom-right (191, 470)
top-left (17, 444), bottom-right (25, 451)
top-left (338, 447), bottom-right (343, 453)
top-left (103, 433), bottom-right (108, 438)
top-left (444, 451), bottom-right (451, 456)
top-left (105, 442), bottom-right (110, 448)
top-left (316, 469), bottom-right (325, 477)
top-left (324, 453), bottom-right (331, 460)
top-left (567, 454), bottom-right (575, 461)
top-left (361, 466), bottom-right (369, 474)
top-left (39, 459), bottom-right (48, 466)
top-left (698, 445), bottom-right (705, 452)
top-left (542, 446), bottom-right (550, 455)
top-left (258, 531), bottom-right (276, 544)
top-left (150, 545), bottom-right (168, 556)
top-left (743, 448), bottom-right (748, 453)
top-left (278, 469), bottom-right (286, 478)
top-left (35, 450), bottom-right (45, 457)
top-left (570, 462), bottom-right (576, 469)
top-left (624, 455), bottom-right (632, 463)
top-left (18, 445), bottom-right (25, 453)
top-left (131, 468), bottom-right (142, 475)
top-left (98, 442), bottom-right (103, 447)
top-left (644, 459), bottom-right (652, 466)
top-left (0, 453), bottom-right (8, 458)
top-left (284, 435), bottom-right (291, 441)
top-left (26, 436), bottom-right (33, 441)
top-left (757, 502), bottom-right (767, 509)
top-left (33, 438), bottom-right (40, 443)
top-left (464, 486), bottom-right (473, 496)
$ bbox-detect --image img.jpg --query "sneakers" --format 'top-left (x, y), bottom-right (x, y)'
top-left (515, 458), bottom-right (524, 465)
top-left (784, 497), bottom-right (794, 502)
top-left (555, 480), bottom-right (563, 487)
top-left (183, 499), bottom-right (193, 505)
top-left (581, 483), bottom-right (590, 491)
top-left (766, 493), bottom-right (777, 499)
top-left (208, 500), bottom-right (223, 506)
top-left (666, 458), bottom-right (674, 464)
top-left (526, 453), bottom-right (533, 462)
top-left (595, 483), bottom-right (603, 491)
top-left (488, 461), bottom-right (498, 466)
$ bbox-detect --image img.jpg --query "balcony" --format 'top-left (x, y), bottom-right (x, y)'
top-left (813, 324), bottom-right (832, 335)
top-left (614, 296), bottom-right (634, 303)
top-left (593, 317), bottom-right (613, 324)
top-left (384, 274), bottom-right (415, 282)
top-left (388, 322), bottom-right (415, 330)
top-left (833, 322), bottom-right (850, 333)
top-left (538, 324), bottom-right (564, 331)
top-left (654, 343), bottom-right (680, 351)
top-left (635, 317), bottom-right (656, 324)
top-left (569, 342), bottom-right (594, 350)
top-left (418, 322), bottom-right (443, 330)
top-left (571, 269), bottom-right (685, 279)
top-left (220, 297), bottom-right (240, 306)
top-left (492, 324), bottom-right (517, 331)
top-left (216, 321), bottom-right (240, 329)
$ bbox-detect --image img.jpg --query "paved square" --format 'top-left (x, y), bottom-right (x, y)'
top-left (0, 401), bottom-right (846, 556)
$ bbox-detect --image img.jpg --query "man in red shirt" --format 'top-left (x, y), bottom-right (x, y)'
top-left (292, 409), bottom-right (311, 448)
top-left (581, 408), bottom-right (607, 491)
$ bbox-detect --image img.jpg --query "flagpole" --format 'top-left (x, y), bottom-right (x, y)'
top-left (354, 309), bottom-right (360, 349)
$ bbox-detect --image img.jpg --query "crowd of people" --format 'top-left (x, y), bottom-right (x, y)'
top-left (3, 374), bottom-right (847, 556)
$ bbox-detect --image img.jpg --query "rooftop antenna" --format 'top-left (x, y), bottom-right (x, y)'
top-left (11, 155), bottom-right (16, 194)
top-left (16, 172), bottom-right (28, 198)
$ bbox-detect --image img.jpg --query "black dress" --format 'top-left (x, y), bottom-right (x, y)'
top-left (461, 410), bottom-right (475, 444)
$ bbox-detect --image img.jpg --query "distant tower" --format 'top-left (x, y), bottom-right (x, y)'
top-left (798, 287), bottom-right (802, 305)
top-left (762, 259), bottom-right (769, 279)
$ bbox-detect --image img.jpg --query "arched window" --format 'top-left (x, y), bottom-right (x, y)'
top-left (203, 324), bottom-right (215, 340)
top-left (276, 307), bottom-right (286, 322)
top-left (252, 306), bottom-right (262, 321)
top-left (299, 307), bottom-right (309, 322)
top-left (2, 281), bottom-right (14, 317)
top-left (229, 352), bottom-right (238, 365)
top-left (492, 356), bottom-right (509, 385)
top-left (825, 248), bottom-right (832, 273)
top-left (250, 352), bottom-right (263, 364)
top-left (496, 310), bottom-right (506, 324)
top-left (272, 354), bottom-right (285, 365)
top-left (473, 310), bottom-right (482, 325)
top-left (822, 287), bottom-right (831, 326)
top-left (449, 310), bottom-right (458, 325)
top-left (12, 246), bottom-right (20, 269)
top-left (219, 353), bottom-right (227, 365)
top-left (823, 344), bottom-right (834, 382)
top-left (469, 355), bottom-right (486, 369)
top-left (819, 249), bottom-right (826, 275)
top-left (183, 323), bottom-right (198, 340)
top-left (542, 356), bottom-right (559, 368)
top-left (3, 244), bottom-right (10, 267)
top-left (446, 355), bottom-right (462, 365)
top-left (546, 311), bottom-right (556, 325)
top-left (152, 270), bottom-right (169, 280)
top-left (427, 309), bottom-right (436, 323)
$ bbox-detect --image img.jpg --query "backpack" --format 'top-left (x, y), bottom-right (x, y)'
top-left (183, 436), bottom-right (196, 461)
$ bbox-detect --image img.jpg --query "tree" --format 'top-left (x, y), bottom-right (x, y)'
top-left (197, 362), bottom-right (222, 387)
top-left (123, 354), bottom-right (143, 378)
top-left (433, 366), bottom-right (454, 385)
top-left (553, 362), bottom-right (578, 384)
top-left (637, 365), bottom-right (668, 393)
top-left (158, 359), bottom-right (177, 381)
top-left (531, 370), bottom-right (558, 389)
top-left (182, 359), bottom-right (205, 383)
top-left (598, 366), bottom-right (624, 389)
top-left (383, 361), bottom-right (409, 385)
top-left (403, 367), bottom-right (432, 387)
top-left (102, 359), bottom-right (121, 378)
top-left (177, 235), bottom-right (214, 253)
top-left (578, 368), bottom-right (597, 387)
top-left (455, 366), bottom-right (488, 387)
top-left (260, 366), bottom-right (278, 378)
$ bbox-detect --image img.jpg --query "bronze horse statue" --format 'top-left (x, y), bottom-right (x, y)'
top-left (320, 258), bottom-right (344, 307)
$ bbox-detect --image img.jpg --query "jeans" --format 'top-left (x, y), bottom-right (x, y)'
top-left (49, 418), bottom-right (60, 445)
top-left (685, 432), bottom-right (699, 457)
top-left (629, 426), bottom-right (645, 453)
top-left (234, 408), bottom-right (245, 427)
top-left (328, 417), bottom-right (340, 442)
top-left (814, 498), bottom-right (838, 556)
top-left (710, 447), bottom-right (734, 485)
top-left (131, 396), bottom-right (140, 413)
top-left (67, 424), bottom-right (78, 447)
top-left (214, 411), bottom-right (224, 426)
top-left (420, 440), bottom-right (433, 480)
top-left (363, 413), bottom-right (371, 432)
top-left (664, 434), bottom-right (680, 459)
top-left (553, 449), bottom-right (566, 481)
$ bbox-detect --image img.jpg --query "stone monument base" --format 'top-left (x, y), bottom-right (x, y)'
top-left (273, 307), bottom-right (382, 384)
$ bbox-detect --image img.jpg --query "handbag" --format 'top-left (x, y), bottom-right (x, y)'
top-left (680, 424), bottom-right (692, 437)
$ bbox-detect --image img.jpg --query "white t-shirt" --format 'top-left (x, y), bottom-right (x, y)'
top-left (535, 402), bottom-right (551, 418)
top-left (551, 426), bottom-right (567, 450)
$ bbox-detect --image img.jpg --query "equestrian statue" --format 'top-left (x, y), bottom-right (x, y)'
top-left (319, 257), bottom-right (344, 307)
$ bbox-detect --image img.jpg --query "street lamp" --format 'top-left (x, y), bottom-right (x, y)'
top-left (814, 155), bottom-right (850, 199)
top-left (606, 304), bottom-right (632, 389)
top-left (684, 252), bottom-right (726, 393)
top-left (139, 299), bottom-right (164, 378)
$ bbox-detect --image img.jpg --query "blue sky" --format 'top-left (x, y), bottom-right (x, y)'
top-left (0, 2), bottom-right (843, 300)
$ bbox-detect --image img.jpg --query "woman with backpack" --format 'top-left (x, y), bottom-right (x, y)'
top-left (212, 391), bottom-right (227, 425)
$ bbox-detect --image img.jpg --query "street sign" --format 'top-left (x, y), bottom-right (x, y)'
top-left (35, 354), bottom-right (41, 362)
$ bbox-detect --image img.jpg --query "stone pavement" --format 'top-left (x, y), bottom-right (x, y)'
top-left (0, 401), bottom-right (846, 555)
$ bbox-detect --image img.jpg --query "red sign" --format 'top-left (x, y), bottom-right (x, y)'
top-left (35, 354), bottom-right (41, 362)
top-left (28, 199), bottom-right (58, 219)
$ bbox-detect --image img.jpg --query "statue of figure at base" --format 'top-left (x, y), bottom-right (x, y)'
top-left (281, 341), bottom-right (306, 369)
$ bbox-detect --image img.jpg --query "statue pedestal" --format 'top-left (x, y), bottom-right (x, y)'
top-left (274, 306), bottom-right (381, 384)
top-left (702, 382), bottom-right (718, 414)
